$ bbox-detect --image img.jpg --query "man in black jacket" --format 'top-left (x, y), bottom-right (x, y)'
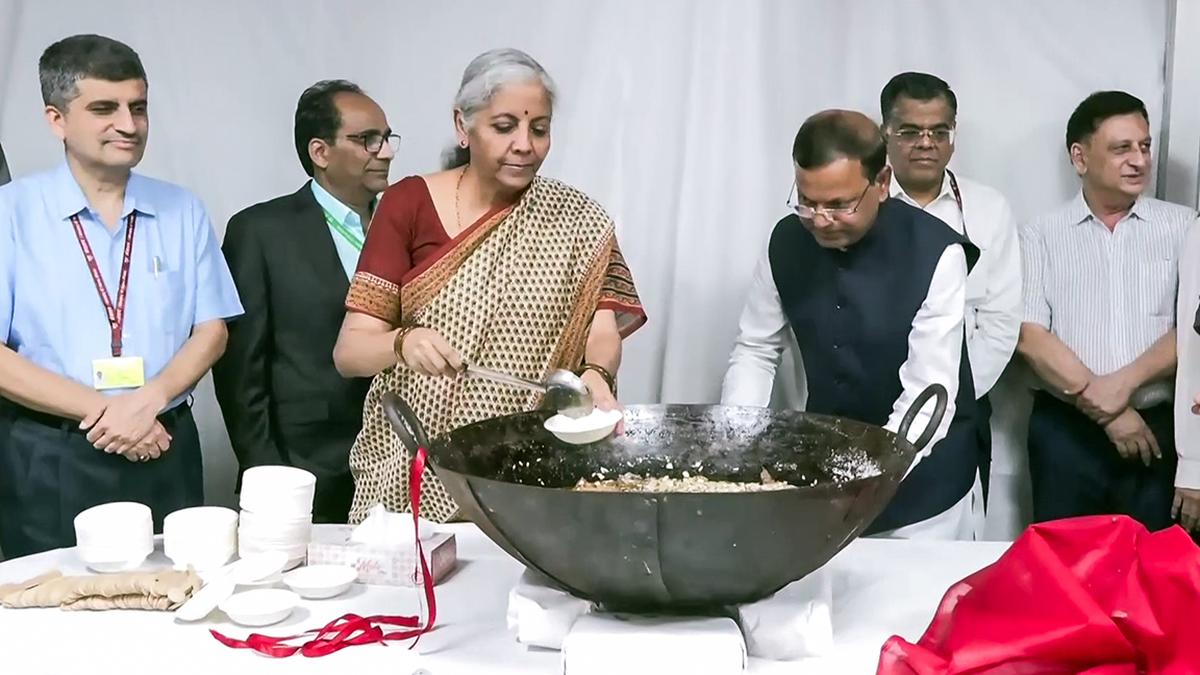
top-left (0, 142), bottom-right (10, 185)
top-left (214, 80), bottom-right (397, 522)
top-left (721, 110), bottom-right (978, 538)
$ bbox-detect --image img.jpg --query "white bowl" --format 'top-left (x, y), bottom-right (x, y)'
top-left (239, 466), bottom-right (316, 515)
top-left (238, 524), bottom-right (311, 545)
top-left (283, 565), bottom-right (358, 599)
top-left (237, 539), bottom-right (309, 563)
top-left (238, 509), bottom-right (312, 531)
top-left (543, 408), bottom-right (624, 445)
top-left (219, 589), bottom-right (299, 627)
top-left (238, 495), bottom-right (313, 518)
top-left (74, 502), bottom-right (153, 550)
top-left (228, 551), bottom-right (289, 585)
top-left (235, 572), bottom-right (284, 588)
top-left (240, 465), bottom-right (317, 491)
top-left (80, 546), bottom-right (152, 573)
top-left (175, 577), bottom-right (235, 623)
top-left (237, 509), bottom-right (312, 564)
top-left (164, 506), bottom-right (239, 570)
top-left (166, 532), bottom-right (237, 553)
top-left (165, 506), bottom-right (237, 536)
top-left (167, 547), bottom-right (236, 572)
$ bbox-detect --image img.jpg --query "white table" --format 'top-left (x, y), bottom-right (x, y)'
top-left (0, 524), bottom-right (1009, 674)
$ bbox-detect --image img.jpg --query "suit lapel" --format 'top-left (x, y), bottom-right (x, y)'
top-left (291, 183), bottom-right (351, 294)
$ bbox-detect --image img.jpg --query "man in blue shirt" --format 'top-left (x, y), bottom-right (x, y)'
top-left (0, 34), bottom-right (243, 557)
top-left (214, 81), bottom-right (395, 523)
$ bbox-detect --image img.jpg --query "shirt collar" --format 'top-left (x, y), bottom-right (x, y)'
top-left (1068, 189), bottom-right (1147, 226)
top-left (52, 161), bottom-right (157, 222)
top-left (888, 170), bottom-right (953, 208)
top-left (310, 179), bottom-right (362, 231)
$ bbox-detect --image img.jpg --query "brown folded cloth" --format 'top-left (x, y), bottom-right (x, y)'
top-left (0, 568), bottom-right (202, 611)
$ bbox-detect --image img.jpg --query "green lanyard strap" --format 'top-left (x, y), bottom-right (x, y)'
top-left (322, 209), bottom-right (364, 251)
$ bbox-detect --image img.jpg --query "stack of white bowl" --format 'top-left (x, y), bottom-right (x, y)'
top-left (238, 466), bottom-right (316, 568)
top-left (73, 502), bottom-right (154, 573)
top-left (163, 506), bottom-right (239, 571)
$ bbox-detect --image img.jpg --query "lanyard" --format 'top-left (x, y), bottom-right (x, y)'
top-left (70, 212), bottom-right (136, 358)
top-left (945, 169), bottom-right (972, 243)
top-left (322, 209), bottom-right (364, 251)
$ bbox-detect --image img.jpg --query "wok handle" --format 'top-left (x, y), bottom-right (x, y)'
top-left (897, 383), bottom-right (949, 452)
top-left (381, 391), bottom-right (430, 451)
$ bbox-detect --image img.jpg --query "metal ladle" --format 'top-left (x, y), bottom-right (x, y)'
top-left (463, 363), bottom-right (593, 418)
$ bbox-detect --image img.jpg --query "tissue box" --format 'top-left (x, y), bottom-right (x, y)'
top-left (306, 526), bottom-right (457, 587)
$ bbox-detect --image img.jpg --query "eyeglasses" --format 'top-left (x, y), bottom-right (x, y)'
top-left (787, 182), bottom-right (873, 221)
top-left (888, 127), bottom-right (956, 146)
top-left (344, 131), bottom-right (401, 154)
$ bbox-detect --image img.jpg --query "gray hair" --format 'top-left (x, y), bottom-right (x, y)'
top-left (443, 48), bottom-right (557, 169)
top-left (39, 34), bottom-right (147, 110)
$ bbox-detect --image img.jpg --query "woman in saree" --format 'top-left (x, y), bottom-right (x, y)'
top-left (332, 48), bottom-right (646, 523)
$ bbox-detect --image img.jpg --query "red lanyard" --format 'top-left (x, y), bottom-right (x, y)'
top-left (211, 446), bottom-right (439, 657)
top-left (945, 169), bottom-right (971, 243)
top-left (70, 212), bottom-right (137, 358)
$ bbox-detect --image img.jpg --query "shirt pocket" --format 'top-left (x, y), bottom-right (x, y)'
top-left (1139, 258), bottom-right (1176, 318)
top-left (150, 270), bottom-right (187, 340)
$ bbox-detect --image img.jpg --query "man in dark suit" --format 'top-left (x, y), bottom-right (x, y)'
top-left (0, 142), bottom-right (10, 185)
top-left (214, 80), bottom-right (398, 522)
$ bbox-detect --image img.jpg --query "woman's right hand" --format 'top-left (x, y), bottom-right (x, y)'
top-left (398, 327), bottom-right (464, 377)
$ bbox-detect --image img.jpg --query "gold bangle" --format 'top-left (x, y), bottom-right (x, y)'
top-left (578, 363), bottom-right (616, 394)
top-left (393, 324), bottom-right (421, 363)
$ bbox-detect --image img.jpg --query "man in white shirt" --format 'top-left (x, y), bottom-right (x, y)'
top-left (1019, 91), bottom-right (1194, 530)
top-left (880, 72), bottom-right (1023, 525)
top-left (721, 109), bottom-right (979, 539)
top-left (1173, 221), bottom-right (1200, 533)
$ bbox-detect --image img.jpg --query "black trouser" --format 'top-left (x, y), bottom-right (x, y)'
top-left (310, 471), bottom-right (355, 525)
top-left (0, 401), bottom-right (204, 558)
top-left (274, 417), bottom-right (361, 524)
top-left (1027, 392), bottom-right (1176, 530)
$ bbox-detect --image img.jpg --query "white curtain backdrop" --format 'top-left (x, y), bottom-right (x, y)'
top-left (0, 0), bottom-right (1176, 539)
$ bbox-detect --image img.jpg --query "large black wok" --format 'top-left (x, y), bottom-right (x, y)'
top-left (384, 385), bottom-right (946, 611)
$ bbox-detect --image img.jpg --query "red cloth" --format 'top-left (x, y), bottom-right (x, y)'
top-left (877, 516), bottom-right (1200, 675)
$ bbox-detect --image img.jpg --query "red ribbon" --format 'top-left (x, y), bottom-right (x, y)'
top-left (211, 447), bottom-right (438, 657)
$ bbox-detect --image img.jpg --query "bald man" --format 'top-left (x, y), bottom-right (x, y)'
top-left (721, 110), bottom-right (980, 539)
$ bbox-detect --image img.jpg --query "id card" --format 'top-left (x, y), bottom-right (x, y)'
top-left (92, 356), bottom-right (145, 390)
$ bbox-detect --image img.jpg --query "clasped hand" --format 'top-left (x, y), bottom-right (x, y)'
top-left (80, 385), bottom-right (172, 462)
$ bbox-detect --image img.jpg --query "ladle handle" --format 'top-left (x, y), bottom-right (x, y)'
top-left (897, 383), bottom-right (949, 452)
top-left (464, 364), bottom-right (547, 393)
top-left (381, 392), bottom-right (430, 452)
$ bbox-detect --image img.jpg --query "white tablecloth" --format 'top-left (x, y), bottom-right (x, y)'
top-left (0, 524), bottom-right (1009, 674)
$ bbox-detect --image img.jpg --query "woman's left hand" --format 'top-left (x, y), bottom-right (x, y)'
top-left (581, 369), bottom-right (625, 435)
